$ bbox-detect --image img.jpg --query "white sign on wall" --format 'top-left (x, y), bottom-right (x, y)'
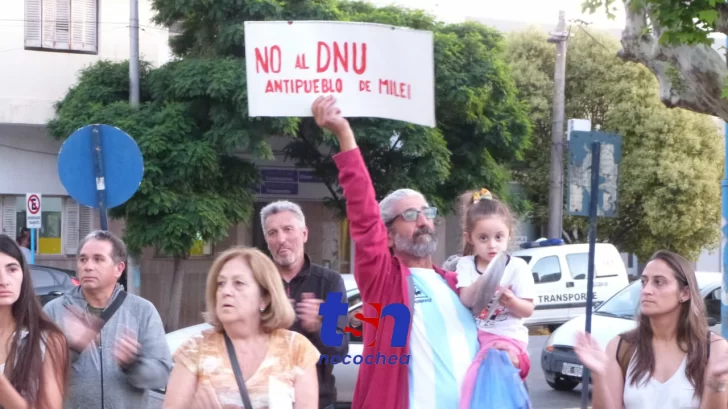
top-left (244, 21), bottom-right (436, 127)
top-left (25, 193), bottom-right (42, 229)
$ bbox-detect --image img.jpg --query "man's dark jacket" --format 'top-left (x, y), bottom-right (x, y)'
top-left (282, 254), bottom-right (349, 409)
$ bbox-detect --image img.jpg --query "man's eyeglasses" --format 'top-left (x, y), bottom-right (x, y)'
top-left (393, 207), bottom-right (438, 223)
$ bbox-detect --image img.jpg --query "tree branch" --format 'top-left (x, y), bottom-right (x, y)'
top-left (618, 1), bottom-right (728, 120)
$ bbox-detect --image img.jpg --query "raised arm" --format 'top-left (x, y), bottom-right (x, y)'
top-left (312, 96), bottom-right (392, 299)
top-left (574, 333), bottom-right (624, 409)
top-left (701, 334), bottom-right (728, 409)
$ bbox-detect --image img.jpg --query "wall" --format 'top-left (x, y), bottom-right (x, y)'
top-left (0, 0), bottom-right (171, 125)
top-left (0, 124), bottom-right (66, 194)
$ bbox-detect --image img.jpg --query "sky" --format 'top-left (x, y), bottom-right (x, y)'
top-left (366, 0), bottom-right (627, 28)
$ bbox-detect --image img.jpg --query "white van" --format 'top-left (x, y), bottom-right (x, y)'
top-left (511, 240), bottom-right (629, 329)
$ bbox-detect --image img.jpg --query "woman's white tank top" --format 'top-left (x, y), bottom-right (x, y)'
top-left (623, 354), bottom-right (700, 409)
top-left (0, 330), bottom-right (47, 373)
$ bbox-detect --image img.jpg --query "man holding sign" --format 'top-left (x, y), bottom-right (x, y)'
top-left (311, 96), bottom-right (479, 409)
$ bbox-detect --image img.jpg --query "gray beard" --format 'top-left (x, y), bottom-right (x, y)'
top-left (394, 232), bottom-right (437, 258)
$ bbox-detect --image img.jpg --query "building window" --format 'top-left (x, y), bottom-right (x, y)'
top-left (339, 219), bottom-right (352, 274)
top-left (0, 196), bottom-right (92, 256)
top-left (189, 232), bottom-right (213, 256)
top-left (25, 0), bottom-right (98, 53)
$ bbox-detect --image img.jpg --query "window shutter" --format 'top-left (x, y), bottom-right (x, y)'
top-left (2, 197), bottom-right (17, 237)
top-left (55, 0), bottom-right (70, 48)
top-left (63, 197), bottom-right (80, 255)
top-left (25, 0), bottom-right (42, 47)
top-left (41, 0), bottom-right (56, 48)
top-left (79, 205), bottom-right (92, 240)
top-left (70, 0), bottom-right (97, 52)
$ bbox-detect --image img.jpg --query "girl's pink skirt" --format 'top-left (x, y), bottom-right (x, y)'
top-left (460, 331), bottom-right (530, 409)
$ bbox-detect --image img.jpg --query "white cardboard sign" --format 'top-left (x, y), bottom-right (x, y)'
top-left (243, 21), bottom-right (436, 127)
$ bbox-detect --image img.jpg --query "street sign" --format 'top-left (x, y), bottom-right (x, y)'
top-left (566, 131), bottom-right (622, 218)
top-left (57, 124), bottom-right (144, 230)
top-left (566, 130), bottom-right (623, 409)
top-left (25, 193), bottom-right (42, 229)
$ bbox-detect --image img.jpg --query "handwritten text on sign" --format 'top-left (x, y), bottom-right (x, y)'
top-left (244, 21), bottom-right (435, 127)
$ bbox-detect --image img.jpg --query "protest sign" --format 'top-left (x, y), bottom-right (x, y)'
top-left (243, 21), bottom-right (436, 127)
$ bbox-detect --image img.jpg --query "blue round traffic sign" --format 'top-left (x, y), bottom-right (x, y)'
top-left (57, 124), bottom-right (144, 209)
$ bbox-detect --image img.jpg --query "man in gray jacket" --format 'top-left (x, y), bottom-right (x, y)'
top-left (44, 230), bottom-right (172, 409)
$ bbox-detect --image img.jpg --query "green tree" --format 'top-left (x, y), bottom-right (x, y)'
top-left (507, 28), bottom-right (722, 260)
top-left (582, 0), bottom-right (728, 122)
top-left (46, 60), bottom-right (278, 331)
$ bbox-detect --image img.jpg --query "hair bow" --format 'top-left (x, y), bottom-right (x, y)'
top-left (472, 188), bottom-right (493, 203)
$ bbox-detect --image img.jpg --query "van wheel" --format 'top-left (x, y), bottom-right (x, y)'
top-left (547, 378), bottom-right (579, 391)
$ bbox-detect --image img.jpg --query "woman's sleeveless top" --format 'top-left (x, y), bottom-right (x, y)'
top-left (623, 354), bottom-right (700, 409)
top-left (0, 330), bottom-right (47, 373)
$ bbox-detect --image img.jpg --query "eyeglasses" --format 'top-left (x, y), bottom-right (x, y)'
top-left (394, 207), bottom-right (438, 223)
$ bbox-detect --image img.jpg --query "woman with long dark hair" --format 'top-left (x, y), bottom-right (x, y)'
top-left (575, 250), bottom-right (728, 409)
top-left (0, 234), bottom-right (68, 409)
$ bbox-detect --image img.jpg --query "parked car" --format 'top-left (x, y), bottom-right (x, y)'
top-left (31, 264), bottom-right (80, 305)
top-left (540, 271), bottom-right (722, 392)
top-left (148, 274), bottom-right (364, 408)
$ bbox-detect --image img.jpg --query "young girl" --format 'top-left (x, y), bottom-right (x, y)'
top-left (455, 189), bottom-right (536, 409)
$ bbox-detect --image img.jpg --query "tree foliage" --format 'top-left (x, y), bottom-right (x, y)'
top-left (507, 28), bottom-right (722, 261)
top-left (283, 3), bottom-right (532, 215)
top-left (584, 0), bottom-right (728, 45)
top-left (152, 0), bottom-right (532, 215)
top-left (46, 58), bottom-right (273, 329)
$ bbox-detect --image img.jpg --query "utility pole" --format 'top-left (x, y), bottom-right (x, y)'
top-left (547, 11), bottom-right (569, 239)
top-left (130, 0), bottom-right (140, 106)
top-left (127, 0), bottom-right (140, 295)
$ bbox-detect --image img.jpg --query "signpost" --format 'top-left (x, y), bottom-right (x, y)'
top-left (25, 193), bottom-right (42, 264)
top-left (57, 124), bottom-right (144, 292)
top-left (566, 130), bottom-right (622, 409)
top-left (57, 124), bottom-right (144, 230)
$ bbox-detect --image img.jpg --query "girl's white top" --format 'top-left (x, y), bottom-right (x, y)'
top-left (455, 255), bottom-right (536, 344)
top-left (623, 354), bottom-right (700, 409)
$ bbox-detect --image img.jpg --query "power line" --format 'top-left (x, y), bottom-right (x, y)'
top-left (571, 20), bottom-right (612, 52)
top-left (0, 143), bottom-right (59, 156)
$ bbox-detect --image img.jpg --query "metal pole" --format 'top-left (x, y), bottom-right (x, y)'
top-left (127, 0), bottom-right (141, 295)
top-left (581, 141), bottom-right (601, 409)
top-left (130, 0), bottom-right (140, 106)
top-left (91, 125), bottom-right (109, 231)
top-left (722, 36), bottom-right (728, 339)
top-left (30, 229), bottom-right (35, 265)
top-left (547, 11), bottom-right (569, 239)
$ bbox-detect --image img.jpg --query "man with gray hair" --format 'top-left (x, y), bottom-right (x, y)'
top-left (43, 230), bottom-right (172, 409)
top-left (260, 200), bottom-right (349, 409)
top-left (312, 96), bottom-right (480, 409)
